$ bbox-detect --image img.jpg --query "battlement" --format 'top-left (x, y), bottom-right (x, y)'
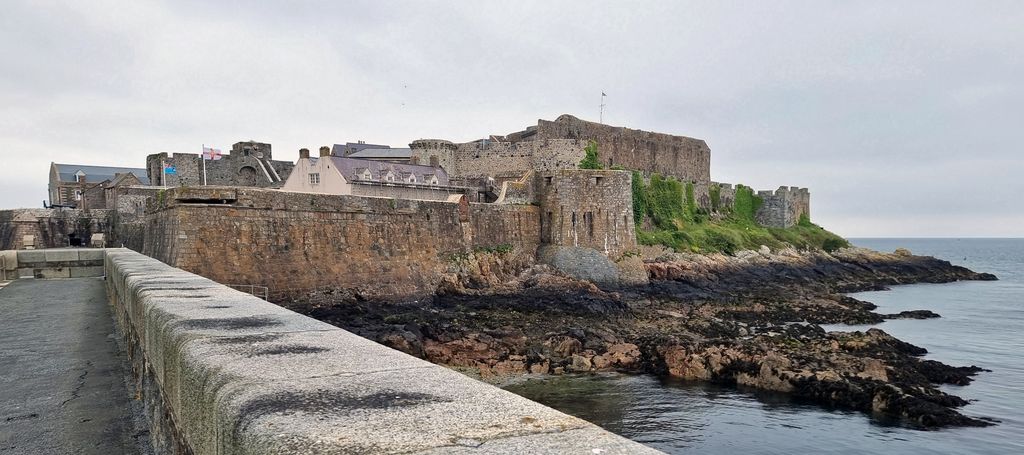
top-left (146, 141), bottom-right (294, 189)
top-left (408, 139), bottom-right (457, 151)
top-left (755, 185), bottom-right (811, 228)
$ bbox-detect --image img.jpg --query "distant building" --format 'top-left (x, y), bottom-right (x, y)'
top-left (281, 147), bottom-right (466, 201)
top-left (48, 163), bottom-right (150, 207)
top-left (331, 141), bottom-right (392, 157)
top-left (347, 148), bottom-right (412, 163)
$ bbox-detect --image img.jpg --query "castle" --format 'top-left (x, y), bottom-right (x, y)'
top-left (4, 114), bottom-right (810, 298)
top-left (407, 114), bottom-right (808, 227)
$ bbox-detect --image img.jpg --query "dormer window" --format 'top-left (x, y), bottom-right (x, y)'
top-left (383, 171), bottom-right (395, 182)
top-left (405, 173), bottom-right (417, 184)
top-left (75, 170), bottom-right (86, 183)
top-left (425, 174), bottom-right (438, 185)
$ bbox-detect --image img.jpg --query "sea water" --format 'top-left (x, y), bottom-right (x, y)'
top-left (505, 239), bottom-right (1024, 454)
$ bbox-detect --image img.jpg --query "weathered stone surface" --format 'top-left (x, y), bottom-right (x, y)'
top-left (105, 248), bottom-right (658, 454)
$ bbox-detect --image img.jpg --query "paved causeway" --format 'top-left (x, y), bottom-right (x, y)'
top-left (0, 278), bottom-right (147, 454)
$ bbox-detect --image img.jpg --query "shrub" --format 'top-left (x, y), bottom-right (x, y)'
top-left (579, 140), bottom-right (603, 169)
top-left (823, 238), bottom-right (846, 253)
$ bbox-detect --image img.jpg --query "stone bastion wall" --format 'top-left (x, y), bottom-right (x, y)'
top-left (104, 248), bottom-right (658, 454)
top-left (142, 186), bottom-right (543, 302)
top-left (529, 114), bottom-right (712, 184)
top-left (755, 186), bottom-right (811, 228)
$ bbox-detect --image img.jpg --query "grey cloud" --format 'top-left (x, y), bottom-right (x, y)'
top-left (1, 0), bottom-right (1021, 236)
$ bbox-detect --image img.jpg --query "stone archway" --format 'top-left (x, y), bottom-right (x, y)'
top-left (237, 166), bottom-right (259, 186)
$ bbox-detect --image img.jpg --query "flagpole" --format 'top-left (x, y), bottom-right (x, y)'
top-left (202, 144), bottom-right (207, 185)
top-left (599, 92), bottom-right (606, 124)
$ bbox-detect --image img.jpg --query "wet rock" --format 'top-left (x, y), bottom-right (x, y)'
top-left (569, 354), bottom-right (593, 372)
top-left (884, 310), bottom-right (941, 319)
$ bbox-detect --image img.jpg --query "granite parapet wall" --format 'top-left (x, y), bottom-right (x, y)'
top-left (104, 248), bottom-right (658, 454)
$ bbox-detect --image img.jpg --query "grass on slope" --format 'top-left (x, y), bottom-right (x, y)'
top-left (632, 172), bottom-right (848, 254)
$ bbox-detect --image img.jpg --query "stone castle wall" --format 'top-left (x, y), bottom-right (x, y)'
top-left (525, 115), bottom-right (712, 184)
top-left (409, 139), bottom-right (586, 184)
top-left (755, 186), bottom-right (811, 228)
top-left (533, 169), bottom-right (636, 257)
top-left (142, 187), bottom-right (541, 301)
top-left (0, 208), bottom-right (112, 249)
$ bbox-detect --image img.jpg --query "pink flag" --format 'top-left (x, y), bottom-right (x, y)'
top-left (202, 146), bottom-right (223, 160)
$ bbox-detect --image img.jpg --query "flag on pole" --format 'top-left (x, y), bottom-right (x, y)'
top-left (202, 146), bottom-right (223, 160)
top-left (163, 163), bottom-right (177, 175)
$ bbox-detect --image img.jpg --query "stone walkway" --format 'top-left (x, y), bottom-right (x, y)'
top-left (0, 278), bottom-right (149, 454)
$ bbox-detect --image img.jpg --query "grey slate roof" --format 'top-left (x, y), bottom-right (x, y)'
top-left (347, 148), bottom-right (412, 160)
top-left (328, 156), bottom-right (448, 185)
top-left (331, 142), bottom-right (392, 156)
top-left (54, 163), bottom-right (150, 185)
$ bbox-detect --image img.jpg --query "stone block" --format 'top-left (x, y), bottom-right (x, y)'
top-left (77, 249), bottom-right (105, 262)
top-left (69, 266), bottom-right (104, 278)
top-left (16, 250), bottom-right (45, 264)
top-left (44, 249), bottom-right (80, 263)
top-left (1, 250), bottom-right (16, 271)
top-left (33, 267), bottom-right (70, 279)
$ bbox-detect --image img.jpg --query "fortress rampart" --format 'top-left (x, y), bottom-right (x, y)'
top-left (755, 186), bottom-right (811, 228)
top-left (143, 187), bottom-right (533, 301)
top-left (409, 138), bottom-right (587, 186)
top-left (142, 175), bottom-right (639, 301)
top-left (516, 114), bottom-right (712, 184)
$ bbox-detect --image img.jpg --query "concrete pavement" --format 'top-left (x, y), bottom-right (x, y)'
top-left (0, 278), bottom-right (149, 454)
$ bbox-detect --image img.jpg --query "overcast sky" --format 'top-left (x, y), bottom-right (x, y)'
top-left (1, 1), bottom-right (1020, 237)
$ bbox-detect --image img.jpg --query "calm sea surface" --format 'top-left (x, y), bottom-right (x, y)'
top-left (505, 239), bottom-right (1024, 454)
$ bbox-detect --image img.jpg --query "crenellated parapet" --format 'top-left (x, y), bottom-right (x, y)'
top-left (755, 186), bottom-right (811, 228)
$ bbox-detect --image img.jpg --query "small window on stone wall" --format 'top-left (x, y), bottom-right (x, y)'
top-left (309, 173), bottom-right (320, 185)
top-left (544, 177), bottom-right (553, 186)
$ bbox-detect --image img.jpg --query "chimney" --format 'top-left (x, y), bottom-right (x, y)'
top-left (299, 148), bottom-right (310, 159)
top-left (319, 146), bottom-right (331, 157)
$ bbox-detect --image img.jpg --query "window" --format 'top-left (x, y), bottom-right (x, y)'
top-left (74, 190), bottom-right (82, 200)
top-left (309, 173), bottom-right (320, 185)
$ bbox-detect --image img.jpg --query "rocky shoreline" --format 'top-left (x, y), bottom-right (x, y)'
top-left (296, 247), bottom-right (998, 429)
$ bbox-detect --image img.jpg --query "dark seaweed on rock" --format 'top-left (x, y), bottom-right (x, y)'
top-left (299, 247), bottom-right (997, 429)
